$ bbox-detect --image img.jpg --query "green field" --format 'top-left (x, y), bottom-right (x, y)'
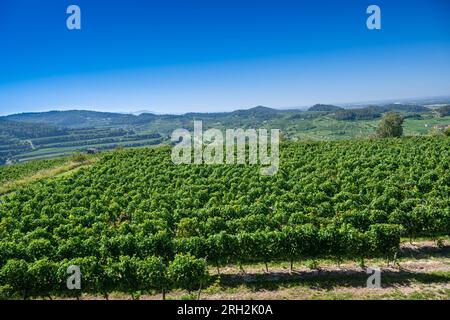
top-left (0, 137), bottom-right (449, 299)
top-left (1, 106), bottom-right (449, 164)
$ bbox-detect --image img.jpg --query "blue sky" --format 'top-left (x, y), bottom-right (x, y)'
top-left (0, 0), bottom-right (449, 115)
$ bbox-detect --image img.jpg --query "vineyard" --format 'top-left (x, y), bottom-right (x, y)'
top-left (0, 158), bottom-right (68, 186)
top-left (0, 137), bottom-right (449, 299)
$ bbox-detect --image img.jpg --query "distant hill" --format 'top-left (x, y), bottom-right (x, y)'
top-left (382, 104), bottom-right (430, 113)
top-left (4, 110), bottom-right (158, 128)
top-left (5, 110), bottom-right (123, 124)
top-left (234, 105), bottom-right (281, 114)
top-left (0, 103), bottom-right (447, 165)
top-left (230, 106), bottom-right (289, 119)
top-left (334, 104), bottom-right (430, 121)
top-left (185, 106), bottom-right (285, 117)
top-left (2, 104), bottom-right (431, 128)
top-left (2, 106), bottom-right (296, 129)
top-left (0, 118), bottom-right (67, 139)
top-left (308, 104), bottom-right (344, 112)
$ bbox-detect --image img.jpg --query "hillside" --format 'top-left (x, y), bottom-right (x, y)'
top-left (1, 104), bottom-right (449, 165)
top-left (437, 105), bottom-right (450, 117)
top-left (4, 110), bottom-right (140, 128)
top-left (308, 104), bottom-right (344, 112)
top-left (0, 137), bottom-right (449, 299)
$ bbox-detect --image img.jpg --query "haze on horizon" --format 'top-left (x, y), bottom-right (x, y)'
top-left (0, 0), bottom-right (449, 116)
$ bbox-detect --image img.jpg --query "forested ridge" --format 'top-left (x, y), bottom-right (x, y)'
top-left (0, 137), bottom-right (449, 299)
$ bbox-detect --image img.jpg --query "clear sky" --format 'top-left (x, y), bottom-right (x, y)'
top-left (0, 0), bottom-right (449, 115)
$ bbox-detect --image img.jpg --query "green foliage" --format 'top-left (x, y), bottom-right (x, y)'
top-left (0, 105), bottom-right (444, 163)
top-left (335, 106), bottom-right (383, 120)
top-left (27, 259), bottom-right (58, 298)
top-left (0, 137), bottom-right (448, 297)
top-left (335, 105), bottom-right (428, 121)
top-left (136, 256), bottom-right (168, 295)
top-left (376, 112), bottom-right (404, 138)
top-left (168, 254), bottom-right (209, 293)
top-left (0, 118), bottom-right (66, 139)
top-left (0, 259), bottom-right (31, 299)
top-left (366, 224), bottom-right (402, 258)
top-left (308, 104), bottom-right (343, 112)
top-left (0, 158), bottom-right (67, 185)
top-left (71, 152), bottom-right (88, 163)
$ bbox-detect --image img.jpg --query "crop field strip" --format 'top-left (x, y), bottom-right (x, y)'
top-left (1, 106), bottom-right (449, 164)
top-left (0, 120), bottom-right (165, 164)
top-left (0, 155), bottom-right (100, 195)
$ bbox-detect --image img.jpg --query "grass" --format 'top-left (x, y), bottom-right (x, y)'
top-left (24, 240), bottom-right (450, 300)
top-left (0, 157), bottom-right (68, 184)
top-left (194, 270), bottom-right (450, 300)
top-left (204, 239), bottom-right (450, 277)
top-left (0, 156), bottom-right (100, 195)
top-left (403, 115), bottom-right (450, 135)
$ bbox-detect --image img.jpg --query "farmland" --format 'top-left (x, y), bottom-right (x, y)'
top-left (0, 136), bottom-right (449, 299)
top-left (0, 158), bottom-right (68, 186)
top-left (1, 104), bottom-right (450, 164)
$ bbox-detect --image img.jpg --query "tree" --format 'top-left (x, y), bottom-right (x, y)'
top-left (376, 112), bottom-right (404, 138)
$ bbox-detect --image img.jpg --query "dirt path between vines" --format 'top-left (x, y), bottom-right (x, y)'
top-left (209, 240), bottom-right (450, 276)
top-left (80, 241), bottom-right (450, 300)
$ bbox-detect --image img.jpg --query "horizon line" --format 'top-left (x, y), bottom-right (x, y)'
top-left (1, 94), bottom-right (450, 118)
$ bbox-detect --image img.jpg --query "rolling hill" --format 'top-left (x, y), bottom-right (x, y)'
top-left (0, 103), bottom-right (449, 165)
